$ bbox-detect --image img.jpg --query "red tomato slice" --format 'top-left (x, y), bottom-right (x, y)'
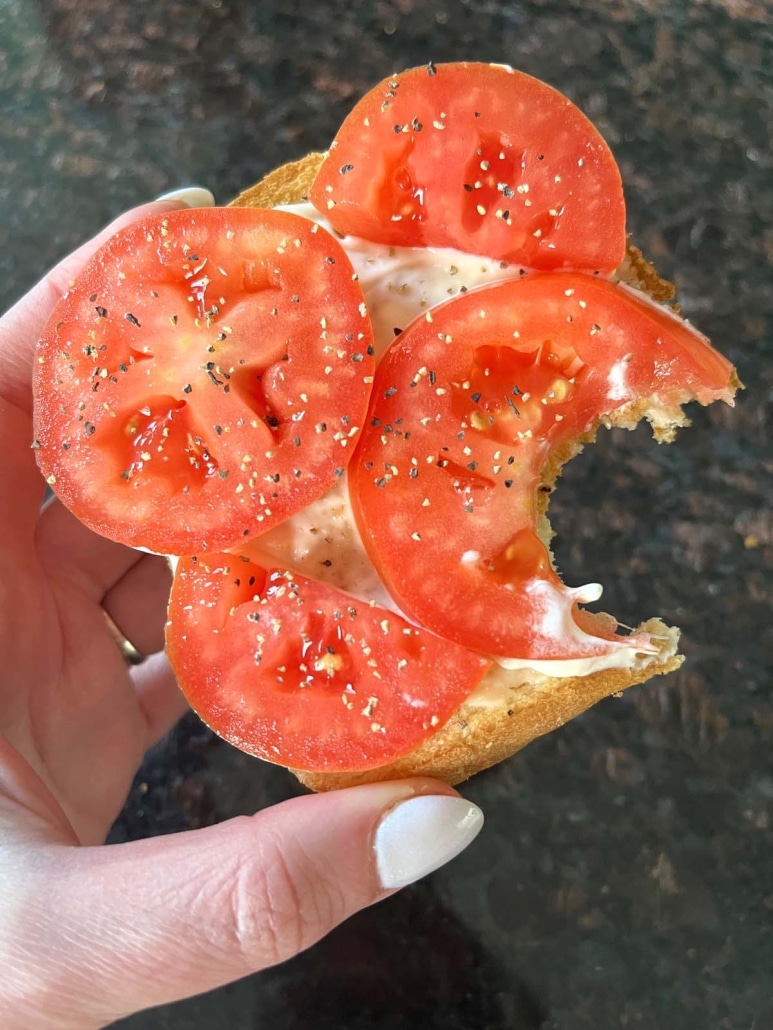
top-left (348, 274), bottom-right (736, 660)
top-left (33, 208), bottom-right (375, 554)
top-left (166, 554), bottom-right (491, 771)
top-left (310, 62), bottom-right (626, 273)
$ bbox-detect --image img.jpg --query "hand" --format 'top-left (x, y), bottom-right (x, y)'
top-left (0, 193), bottom-right (484, 1029)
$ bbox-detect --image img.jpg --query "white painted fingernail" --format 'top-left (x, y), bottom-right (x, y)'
top-left (374, 795), bottom-right (484, 889)
top-left (155, 187), bottom-right (216, 208)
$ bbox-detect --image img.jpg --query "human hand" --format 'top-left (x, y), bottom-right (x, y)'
top-left (0, 192), bottom-right (484, 1029)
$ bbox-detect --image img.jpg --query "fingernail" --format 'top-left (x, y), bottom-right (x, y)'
top-left (155, 187), bottom-right (216, 208)
top-left (374, 795), bottom-right (484, 889)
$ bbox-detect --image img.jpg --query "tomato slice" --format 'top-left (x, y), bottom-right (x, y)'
top-left (348, 274), bottom-right (736, 660)
top-left (166, 554), bottom-right (491, 771)
top-left (310, 62), bottom-right (626, 273)
top-left (33, 208), bottom-right (375, 554)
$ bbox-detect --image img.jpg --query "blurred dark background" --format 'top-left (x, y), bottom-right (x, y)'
top-left (1, 1), bottom-right (771, 1027)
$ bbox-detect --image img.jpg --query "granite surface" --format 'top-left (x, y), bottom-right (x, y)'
top-left (1, 1), bottom-right (771, 1027)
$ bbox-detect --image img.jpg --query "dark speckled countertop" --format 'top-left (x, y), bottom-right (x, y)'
top-left (2, 2), bottom-right (771, 1027)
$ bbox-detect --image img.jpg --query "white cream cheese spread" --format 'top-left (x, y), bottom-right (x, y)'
top-left (280, 201), bottom-right (527, 357)
top-left (238, 205), bottom-right (659, 686)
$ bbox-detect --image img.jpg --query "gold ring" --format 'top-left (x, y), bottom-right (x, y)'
top-left (103, 610), bottom-right (146, 665)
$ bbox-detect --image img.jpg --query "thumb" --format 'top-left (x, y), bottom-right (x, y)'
top-left (11, 780), bottom-right (483, 1028)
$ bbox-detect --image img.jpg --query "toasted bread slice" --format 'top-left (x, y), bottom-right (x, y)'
top-left (227, 157), bottom-right (717, 790)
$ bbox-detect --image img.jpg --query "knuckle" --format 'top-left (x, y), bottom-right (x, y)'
top-left (222, 823), bottom-right (348, 971)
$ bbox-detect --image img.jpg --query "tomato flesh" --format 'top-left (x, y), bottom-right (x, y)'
top-left (33, 208), bottom-right (375, 554)
top-left (310, 62), bottom-right (626, 273)
top-left (166, 554), bottom-right (491, 771)
top-left (348, 274), bottom-right (736, 660)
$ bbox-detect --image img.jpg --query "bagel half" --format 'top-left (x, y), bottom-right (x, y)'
top-left (227, 155), bottom-right (722, 790)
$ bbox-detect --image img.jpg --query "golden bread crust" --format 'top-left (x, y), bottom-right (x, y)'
top-left (227, 158), bottom-right (690, 790)
top-left (294, 621), bottom-right (682, 790)
top-left (617, 239), bottom-right (677, 303)
top-left (229, 152), bottom-right (326, 209)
